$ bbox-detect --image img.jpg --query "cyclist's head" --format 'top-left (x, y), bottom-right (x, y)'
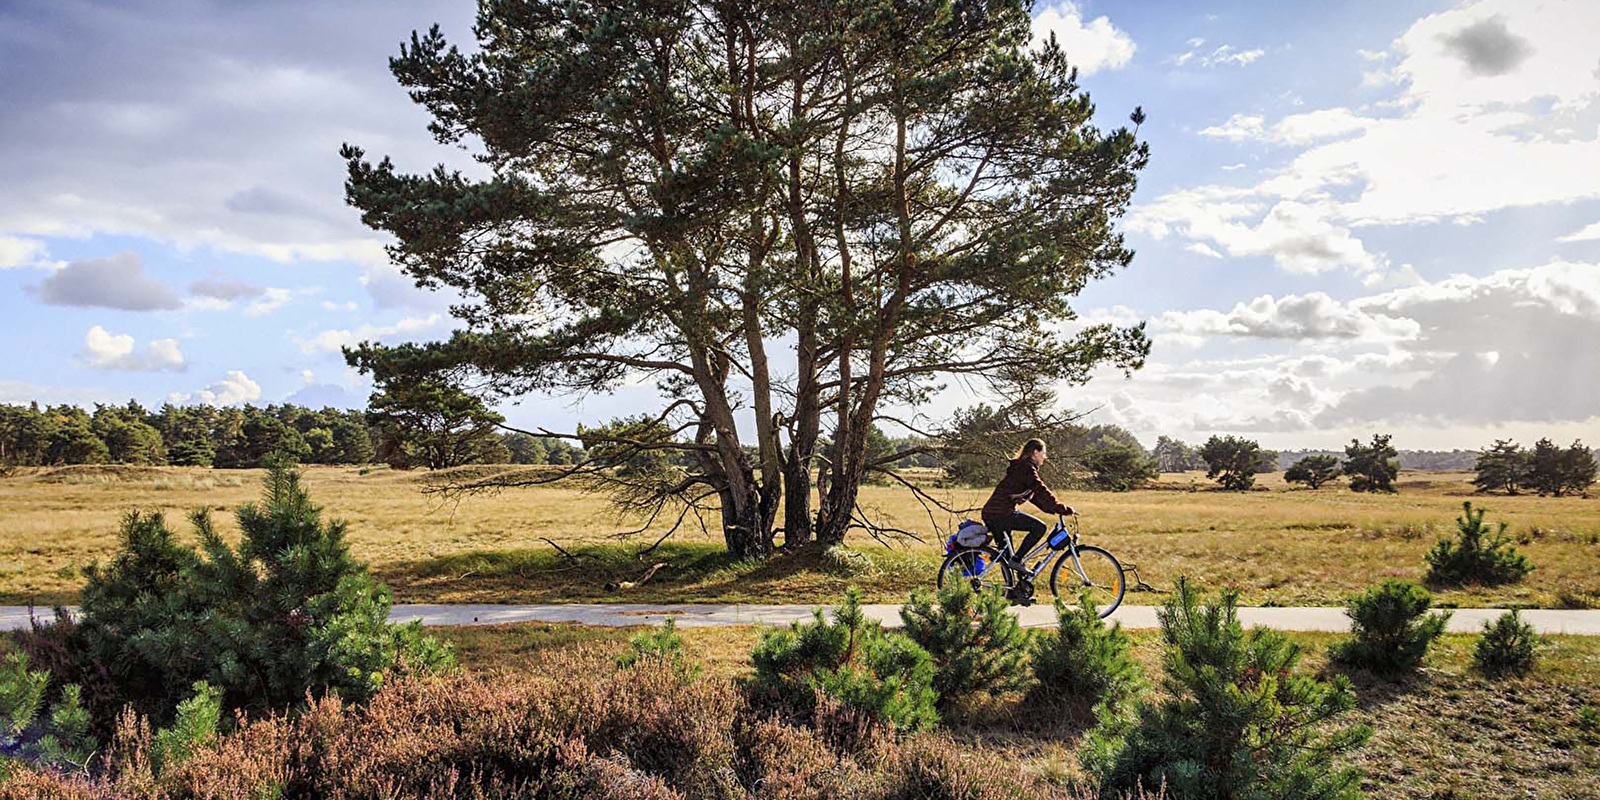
top-left (1016, 438), bottom-right (1047, 465)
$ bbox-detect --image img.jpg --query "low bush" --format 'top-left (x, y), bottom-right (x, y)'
top-left (1473, 610), bottom-right (1540, 679)
top-left (617, 618), bottom-right (699, 682)
top-left (1424, 502), bottom-right (1533, 587)
top-left (749, 588), bottom-right (938, 741)
top-left (19, 462), bottom-right (453, 732)
top-left (0, 650), bottom-right (1135, 800)
top-left (0, 651), bottom-right (97, 772)
top-left (900, 582), bottom-right (1031, 712)
top-left (1330, 579), bottom-right (1450, 677)
top-left (1088, 578), bottom-right (1371, 800)
top-left (1029, 593), bottom-right (1143, 714)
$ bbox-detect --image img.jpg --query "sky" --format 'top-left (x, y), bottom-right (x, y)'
top-left (1, 0), bottom-right (1597, 451)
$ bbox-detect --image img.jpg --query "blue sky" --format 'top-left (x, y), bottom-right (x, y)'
top-left (2, 0), bottom-right (1598, 450)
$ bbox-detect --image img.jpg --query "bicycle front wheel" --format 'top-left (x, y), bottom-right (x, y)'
top-left (1048, 545), bottom-right (1125, 619)
top-left (936, 545), bottom-right (1011, 596)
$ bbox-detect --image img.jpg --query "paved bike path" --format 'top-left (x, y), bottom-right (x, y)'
top-left (7, 604), bottom-right (1598, 634)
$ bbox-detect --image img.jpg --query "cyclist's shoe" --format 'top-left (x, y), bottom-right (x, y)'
top-left (1005, 579), bottom-right (1037, 606)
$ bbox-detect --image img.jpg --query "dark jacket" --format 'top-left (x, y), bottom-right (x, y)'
top-left (981, 458), bottom-right (1069, 521)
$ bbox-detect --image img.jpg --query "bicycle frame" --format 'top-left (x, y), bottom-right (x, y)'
top-left (1001, 515), bottom-right (1083, 580)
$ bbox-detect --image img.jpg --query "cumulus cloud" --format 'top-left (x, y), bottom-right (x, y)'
top-left (1031, 2), bottom-right (1136, 75)
top-left (1130, 195), bottom-right (1382, 275)
top-left (0, 235), bottom-right (47, 269)
top-left (1157, 292), bottom-right (1419, 341)
top-left (169, 370), bottom-right (262, 406)
top-left (1138, 0), bottom-right (1600, 274)
top-left (1438, 16), bottom-right (1532, 77)
top-left (244, 287), bottom-right (294, 316)
top-left (0, 1), bottom-right (481, 267)
top-left (1558, 220), bottom-right (1600, 243)
top-left (188, 276), bottom-right (265, 302)
top-left (29, 252), bottom-right (182, 310)
top-left (80, 325), bottom-right (186, 371)
top-left (295, 313), bottom-right (444, 354)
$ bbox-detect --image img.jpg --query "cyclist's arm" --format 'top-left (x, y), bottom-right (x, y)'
top-left (1025, 464), bottom-right (1074, 516)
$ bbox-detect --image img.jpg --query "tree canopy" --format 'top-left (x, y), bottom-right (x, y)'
top-left (342, 0), bottom-right (1151, 556)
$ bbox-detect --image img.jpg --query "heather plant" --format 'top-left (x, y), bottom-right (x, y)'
top-left (900, 582), bottom-right (1031, 712)
top-left (1424, 502), bottom-right (1533, 587)
top-left (1330, 579), bottom-right (1450, 677)
top-left (1473, 610), bottom-right (1540, 679)
top-left (1088, 579), bottom-right (1371, 800)
top-left (750, 588), bottom-right (939, 737)
top-left (50, 461), bottom-right (453, 729)
top-left (1030, 593), bottom-right (1143, 714)
top-left (0, 648), bottom-right (1158, 800)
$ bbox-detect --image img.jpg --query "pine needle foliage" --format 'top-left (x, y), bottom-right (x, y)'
top-left (1088, 579), bottom-right (1371, 800)
top-left (1331, 579), bottom-right (1450, 678)
top-left (749, 588), bottom-right (938, 736)
top-left (65, 460), bottom-right (453, 727)
top-left (1473, 611), bottom-right (1540, 679)
top-left (1030, 593), bottom-right (1143, 714)
top-left (900, 582), bottom-right (1032, 711)
top-left (1424, 502), bottom-right (1533, 587)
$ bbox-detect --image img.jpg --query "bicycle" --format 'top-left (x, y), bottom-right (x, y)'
top-left (937, 514), bottom-right (1126, 619)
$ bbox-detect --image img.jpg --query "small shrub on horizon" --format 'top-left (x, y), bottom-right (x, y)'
top-left (1029, 593), bottom-right (1143, 715)
top-left (900, 582), bottom-right (1032, 712)
top-left (1473, 610), bottom-right (1540, 679)
top-left (1087, 578), bottom-right (1371, 800)
top-left (1331, 579), bottom-right (1450, 678)
top-left (749, 588), bottom-right (939, 740)
top-left (1424, 502), bottom-right (1533, 587)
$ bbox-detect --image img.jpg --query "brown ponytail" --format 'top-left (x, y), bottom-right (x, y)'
top-left (1014, 438), bottom-right (1046, 460)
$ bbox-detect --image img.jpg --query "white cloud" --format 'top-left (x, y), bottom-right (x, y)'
top-left (1185, 242), bottom-right (1223, 259)
top-left (1558, 220), bottom-right (1600, 243)
top-left (1173, 41), bottom-right (1265, 69)
top-left (296, 313), bottom-right (445, 354)
top-left (0, 235), bottom-right (47, 269)
top-left (169, 370), bottom-right (262, 406)
top-left (1198, 114), bottom-right (1266, 142)
top-left (244, 287), bottom-right (294, 316)
top-left (1157, 292), bottom-right (1419, 342)
top-left (1131, 195), bottom-right (1382, 275)
top-left (1031, 2), bottom-right (1136, 75)
top-left (28, 252), bottom-right (183, 311)
top-left (1141, 0), bottom-right (1600, 273)
top-left (80, 325), bottom-right (187, 372)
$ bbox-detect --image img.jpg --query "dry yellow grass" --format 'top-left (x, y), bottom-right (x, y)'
top-left (3, 464), bottom-right (1598, 607)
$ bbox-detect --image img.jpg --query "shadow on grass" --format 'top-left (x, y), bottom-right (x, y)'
top-left (376, 541), bottom-right (943, 605)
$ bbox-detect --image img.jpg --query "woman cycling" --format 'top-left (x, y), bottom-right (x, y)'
top-left (981, 438), bottom-right (1074, 568)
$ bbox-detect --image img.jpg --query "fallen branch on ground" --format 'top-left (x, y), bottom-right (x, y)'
top-left (605, 562), bottom-right (667, 592)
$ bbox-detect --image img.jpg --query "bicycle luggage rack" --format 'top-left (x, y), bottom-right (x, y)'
top-left (1121, 563), bottom-right (1159, 593)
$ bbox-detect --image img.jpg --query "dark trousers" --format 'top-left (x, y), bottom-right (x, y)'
top-left (984, 512), bottom-right (1047, 562)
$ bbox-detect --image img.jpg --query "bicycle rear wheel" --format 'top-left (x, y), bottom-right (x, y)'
top-left (1048, 545), bottom-right (1125, 618)
top-left (936, 545), bottom-right (1011, 596)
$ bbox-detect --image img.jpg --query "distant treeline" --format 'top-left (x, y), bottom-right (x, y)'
top-left (1273, 448), bottom-right (1479, 472)
top-left (0, 401), bottom-right (581, 469)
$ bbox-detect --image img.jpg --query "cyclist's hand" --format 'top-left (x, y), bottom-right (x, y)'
top-left (1061, 505), bottom-right (1076, 517)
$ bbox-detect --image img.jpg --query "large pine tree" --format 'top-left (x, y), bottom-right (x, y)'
top-left (342, 0), bottom-right (1149, 556)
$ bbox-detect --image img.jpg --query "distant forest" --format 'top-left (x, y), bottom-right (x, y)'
top-left (2, 399), bottom-right (1487, 473)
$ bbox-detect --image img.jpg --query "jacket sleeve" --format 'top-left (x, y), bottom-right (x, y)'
top-left (1025, 464), bottom-right (1070, 515)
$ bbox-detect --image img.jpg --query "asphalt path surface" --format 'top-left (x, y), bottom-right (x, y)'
top-left (6, 604), bottom-right (1599, 634)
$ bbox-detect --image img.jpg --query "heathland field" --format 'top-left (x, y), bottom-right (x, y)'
top-left (4, 464), bottom-right (1598, 608)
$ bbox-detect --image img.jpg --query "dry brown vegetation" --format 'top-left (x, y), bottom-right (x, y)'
top-left (3, 465), bottom-right (1598, 607)
top-left (432, 621), bottom-right (1600, 800)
